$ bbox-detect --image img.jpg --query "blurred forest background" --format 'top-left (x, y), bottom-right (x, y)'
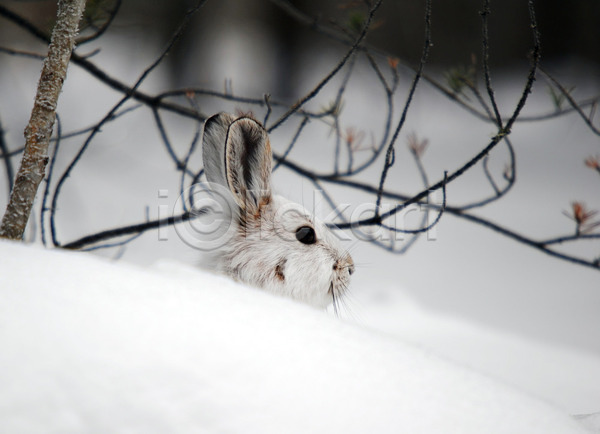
top-left (0, 0), bottom-right (599, 357)
top-left (2, 0), bottom-right (599, 91)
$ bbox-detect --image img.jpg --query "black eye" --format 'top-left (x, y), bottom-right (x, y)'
top-left (295, 226), bottom-right (316, 245)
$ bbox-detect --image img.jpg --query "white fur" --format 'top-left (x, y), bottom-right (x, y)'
top-left (202, 113), bottom-right (353, 308)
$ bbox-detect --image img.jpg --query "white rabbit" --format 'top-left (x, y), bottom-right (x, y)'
top-left (201, 113), bottom-right (354, 308)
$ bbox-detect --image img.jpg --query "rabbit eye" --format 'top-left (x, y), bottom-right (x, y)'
top-left (295, 226), bottom-right (316, 245)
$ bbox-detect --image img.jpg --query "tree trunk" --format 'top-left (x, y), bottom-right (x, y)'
top-left (0, 0), bottom-right (86, 240)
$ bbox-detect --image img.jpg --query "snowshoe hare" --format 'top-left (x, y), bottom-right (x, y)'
top-left (202, 113), bottom-right (354, 308)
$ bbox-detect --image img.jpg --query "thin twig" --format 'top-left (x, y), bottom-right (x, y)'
top-left (0, 118), bottom-right (14, 195)
top-left (273, 116), bottom-right (310, 172)
top-left (50, 0), bottom-right (207, 246)
top-left (375, 0), bottom-right (432, 213)
top-left (480, 0), bottom-right (503, 127)
top-left (179, 97), bottom-right (203, 212)
top-left (539, 66), bottom-right (600, 136)
top-left (77, 0), bottom-right (122, 45)
top-left (267, 0), bottom-right (383, 132)
top-left (62, 210), bottom-right (200, 250)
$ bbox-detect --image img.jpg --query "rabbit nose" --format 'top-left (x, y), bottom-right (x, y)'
top-left (334, 256), bottom-right (354, 276)
top-left (347, 257), bottom-right (355, 276)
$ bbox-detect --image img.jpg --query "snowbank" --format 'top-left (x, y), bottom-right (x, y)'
top-left (0, 241), bottom-right (589, 433)
top-left (351, 286), bottom-right (600, 415)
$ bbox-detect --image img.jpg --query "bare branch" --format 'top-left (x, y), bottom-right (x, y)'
top-left (267, 0), bottom-right (383, 132)
top-left (76, 0), bottom-right (122, 45)
top-left (375, 0), bottom-right (432, 214)
top-left (480, 0), bottom-right (503, 127)
top-left (62, 210), bottom-right (202, 250)
top-left (540, 66), bottom-right (600, 136)
top-left (0, 118), bottom-right (14, 196)
top-left (1, 0), bottom-right (596, 275)
top-left (49, 0), bottom-right (207, 246)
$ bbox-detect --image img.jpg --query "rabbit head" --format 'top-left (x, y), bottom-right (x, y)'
top-left (202, 113), bottom-right (354, 308)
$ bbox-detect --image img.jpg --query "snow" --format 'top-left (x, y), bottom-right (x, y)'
top-left (0, 240), bottom-right (594, 433)
top-left (348, 287), bottom-right (600, 415)
top-left (576, 413), bottom-right (600, 433)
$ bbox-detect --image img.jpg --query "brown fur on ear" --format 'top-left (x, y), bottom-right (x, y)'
top-left (224, 117), bottom-right (272, 216)
top-left (234, 109), bottom-right (258, 122)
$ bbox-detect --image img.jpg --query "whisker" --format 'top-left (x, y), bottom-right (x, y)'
top-left (332, 292), bottom-right (339, 318)
top-left (329, 281), bottom-right (339, 317)
top-left (352, 261), bottom-right (374, 268)
top-left (338, 288), bottom-right (364, 324)
top-left (337, 290), bottom-right (355, 320)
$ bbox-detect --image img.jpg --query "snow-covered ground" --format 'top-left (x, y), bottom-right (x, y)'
top-left (0, 240), bottom-right (598, 433)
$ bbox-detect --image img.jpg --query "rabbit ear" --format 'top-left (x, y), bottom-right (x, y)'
top-left (225, 116), bottom-right (273, 213)
top-left (202, 112), bottom-right (235, 189)
top-left (202, 113), bottom-right (272, 214)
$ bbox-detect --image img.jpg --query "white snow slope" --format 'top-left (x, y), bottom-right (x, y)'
top-left (0, 241), bottom-right (592, 433)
